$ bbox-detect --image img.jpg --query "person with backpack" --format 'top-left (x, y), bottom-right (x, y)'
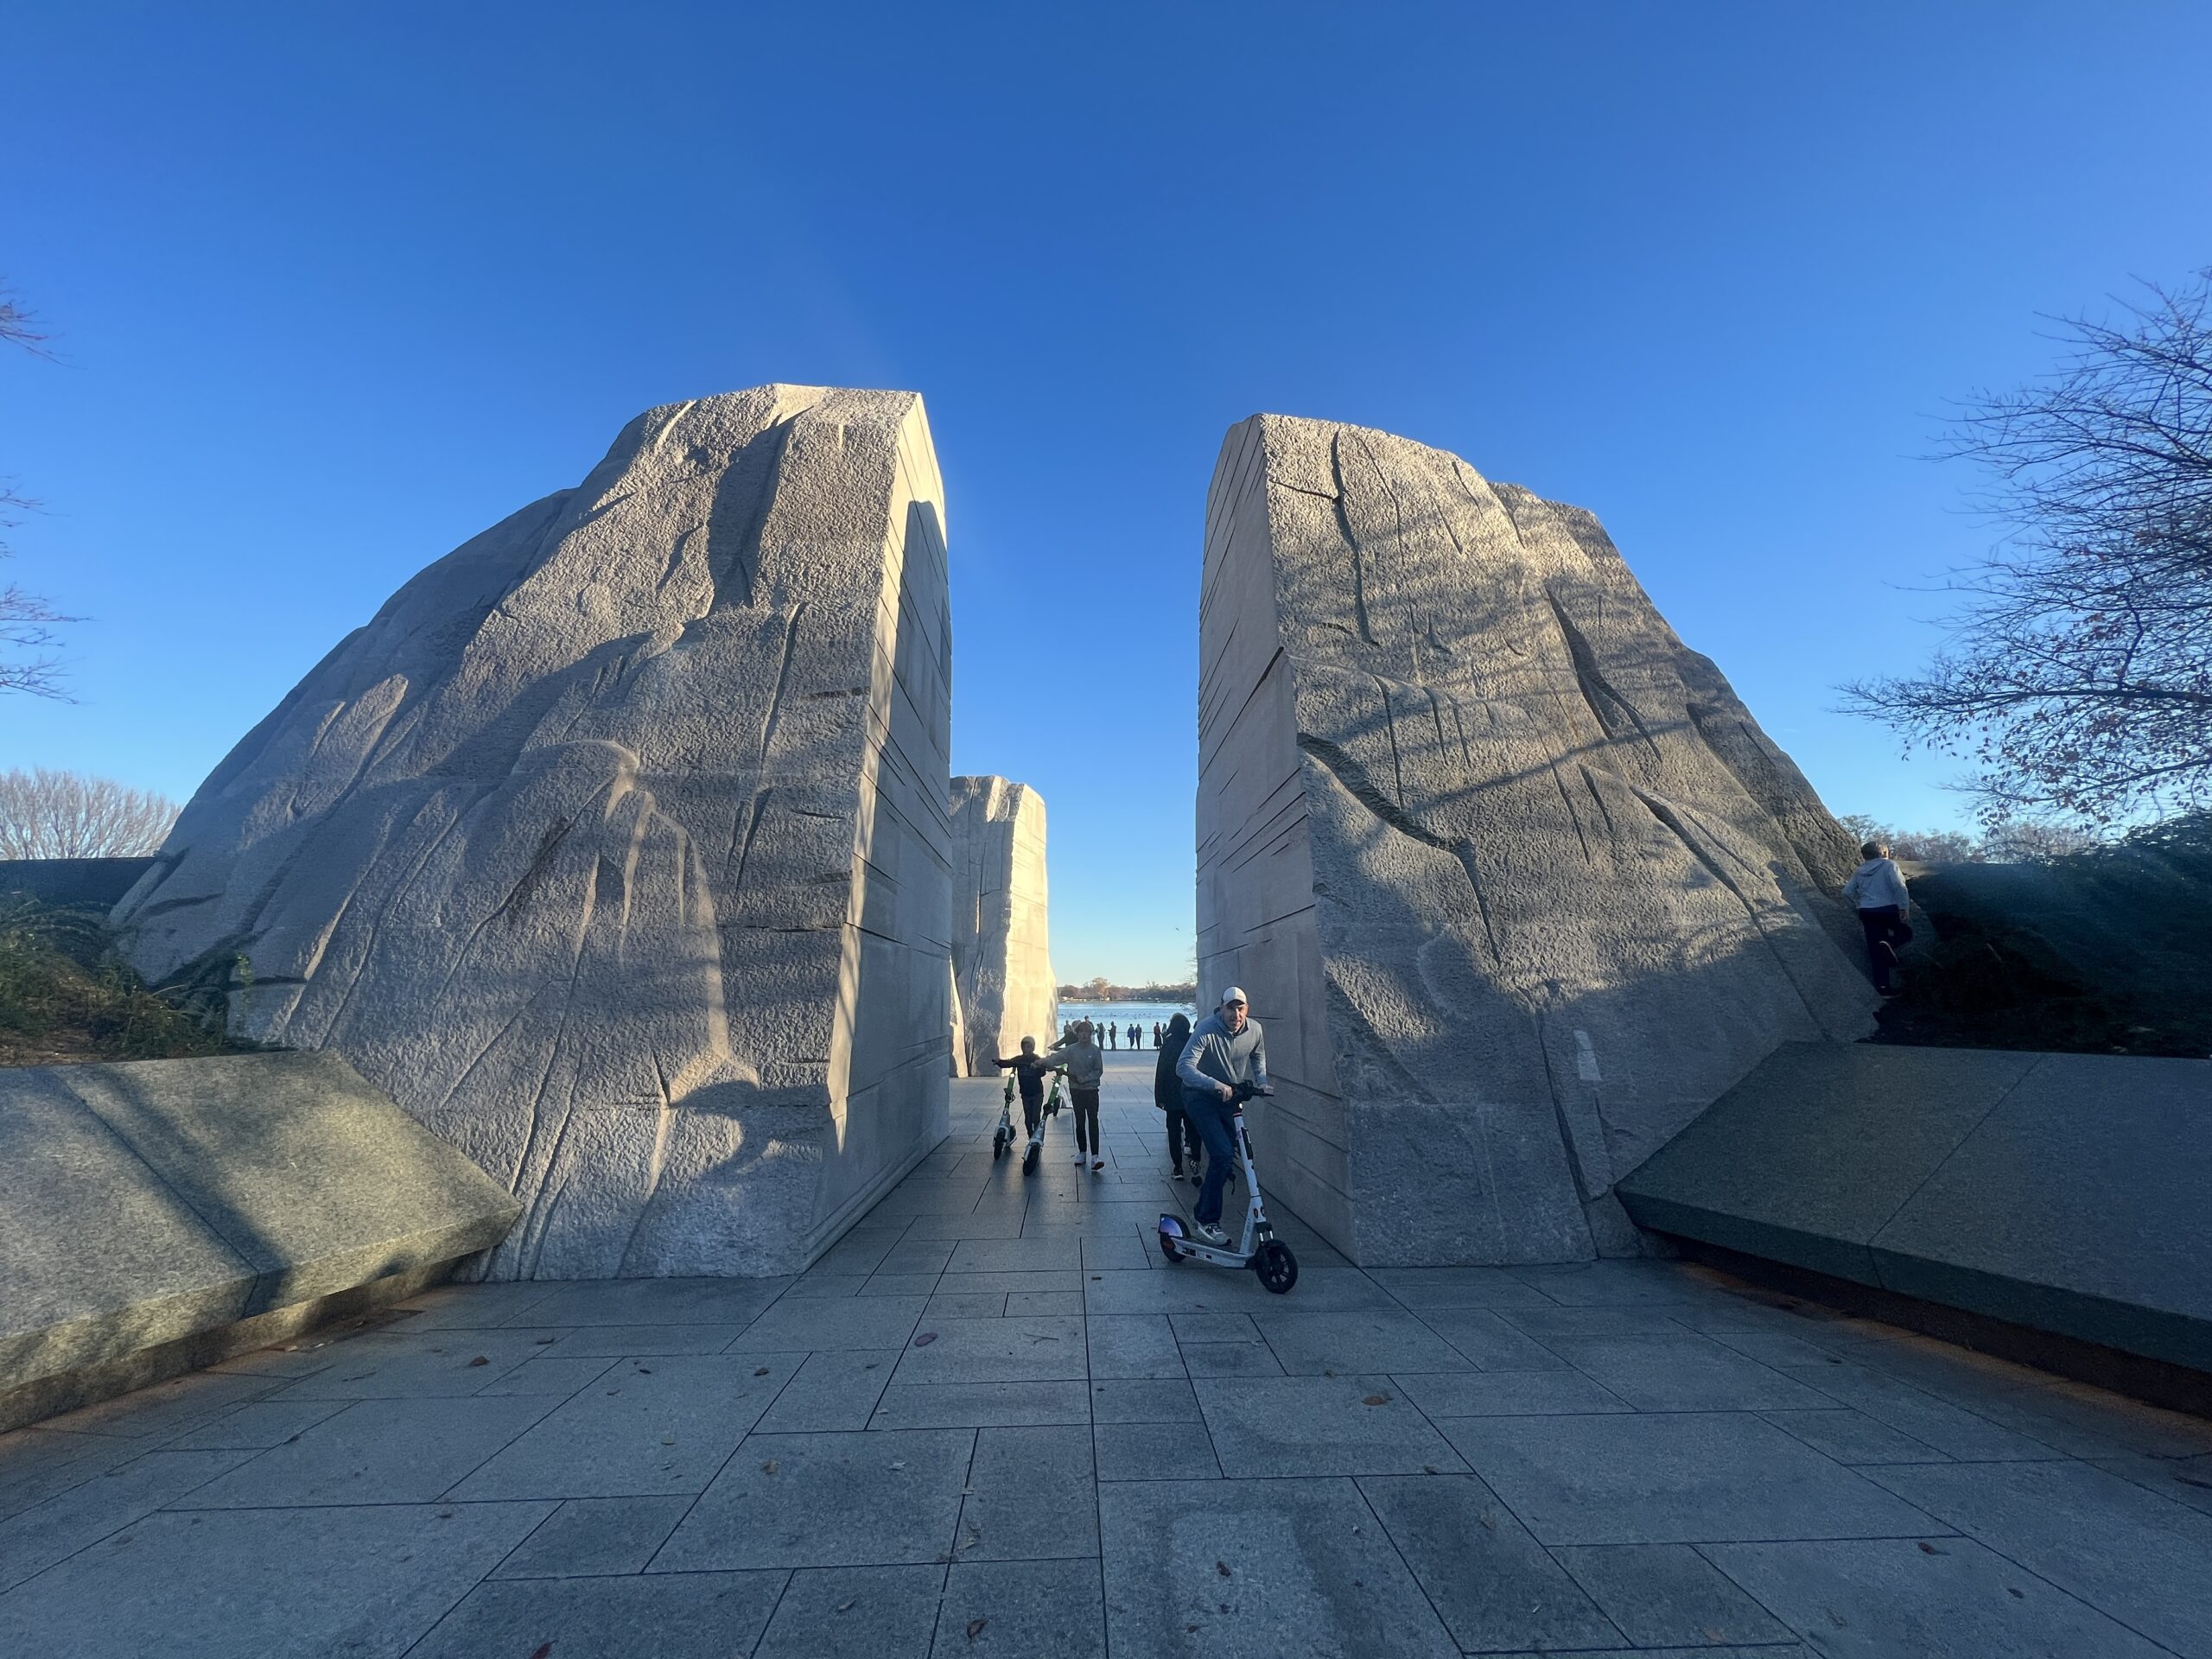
top-left (1154, 1012), bottom-right (1199, 1181)
top-left (1841, 837), bottom-right (1915, 995)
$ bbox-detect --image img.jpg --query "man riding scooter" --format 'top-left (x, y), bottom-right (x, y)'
top-left (1174, 987), bottom-right (1268, 1247)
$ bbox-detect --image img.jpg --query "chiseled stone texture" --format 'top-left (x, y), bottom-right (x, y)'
top-left (0, 1051), bottom-right (518, 1428)
top-left (948, 775), bottom-right (1056, 1072)
top-left (116, 387), bottom-right (953, 1280)
top-left (1197, 414), bottom-right (1876, 1268)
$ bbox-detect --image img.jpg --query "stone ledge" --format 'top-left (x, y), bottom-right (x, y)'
top-left (1, 1050), bottom-right (519, 1428)
top-left (1617, 1042), bottom-right (2212, 1375)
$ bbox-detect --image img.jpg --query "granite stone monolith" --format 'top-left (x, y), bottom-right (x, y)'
top-left (948, 776), bottom-right (1056, 1073)
top-left (1197, 414), bottom-right (1878, 1267)
top-left (117, 386), bottom-right (954, 1278)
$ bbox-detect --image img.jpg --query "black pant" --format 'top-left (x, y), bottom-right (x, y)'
top-left (1164, 1103), bottom-right (1201, 1170)
top-left (1858, 905), bottom-right (1913, 992)
top-left (1071, 1086), bottom-right (1101, 1154)
top-left (1020, 1094), bottom-right (1042, 1135)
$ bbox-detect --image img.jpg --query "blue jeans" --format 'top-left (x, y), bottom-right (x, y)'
top-left (1185, 1090), bottom-right (1239, 1226)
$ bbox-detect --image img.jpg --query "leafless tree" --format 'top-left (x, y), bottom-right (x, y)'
top-left (1841, 269), bottom-right (2212, 827)
top-left (2, 286), bottom-right (73, 699)
top-left (0, 768), bottom-right (179, 859)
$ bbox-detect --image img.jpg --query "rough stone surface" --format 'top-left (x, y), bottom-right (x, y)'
top-left (115, 386), bottom-right (954, 1279)
top-left (947, 776), bottom-right (1055, 1071)
top-left (1618, 1042), bottom-right (2212, 1371)
top-left (1196, 414), bottom-right (1877, 1268)
top-left (0, 1051), bottom-right (518, 1429)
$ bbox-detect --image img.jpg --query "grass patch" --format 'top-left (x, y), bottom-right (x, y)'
top-left (0, 897), bottom-right (256, 1068)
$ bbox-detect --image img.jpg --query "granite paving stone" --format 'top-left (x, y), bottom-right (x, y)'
top-left (1866, 1458), bottom-right (2212, 1657)
top-left (1758, 1408), bottom-right (1952, 1465)
top-left (448, 1353), bottom-right (801, 1499)
top-left (892, 1316), bottom-right (1088, 1383)
top-left (753, 1349), bottom-right (898, 1433)
top-left (181, 1393), bottom-right (555, 1506)
top-left (1252, 1308), bottom-right (1472, 1375)
top-left (1196, 1376), bottom-right (1465, 1478)
top-left (1551, 1541), bottom-right (1796, 1647)
top-left (1389, 1369), bottom-right (1632, 1418)
top-left (729, 1294), bottom-right (929, 1351)
top-left (869, 1380), bottom-right (1092, 1429)
top-left (510, 1276), bottom-right (789, 1328)
top-left (491, 1494), bottom-right (696, 1578)
top-left (1705, 1535), bottom-right (2173, 1658)
top-left (1095, 1419), bottom-right (1219, 1481)
top-left (0, 1501), bottom-right (553, 1659)
top-left (1178, 1341), bottom-right (1286, 1378)
top-left (959, 1425), bottom-right (1098, 1560)
top-left (1099, 1478), bottom-right (1459, 1658)
top-left (1542, 1333), bottom-right (1838, 1411)
top-left (410, 1567), bottom-right (787, 1657)
top-left (268, 1328), bottom-right (551, 1399)
top-left (1413, 1306), bottom-right (1571, 1371)
top-left (0, 1449), bottom-right (251, 1592)
top-left (1086, 1314), bottom-right (1185, 1379)
top-left (752, 1564), bottom-right (947, 1659)
top-left (935, 1558), bottom-right (1105, 1659)
top-left (1087, 1378), bottom-right (1201, 1424)
top-left (1443, 1411), bottom-right (1943, 1544)
top-left (651, 1427), bottom-right (974, 1571)
top-left (1358, 1473), bottom-right (1622, 1652)
top-left (5, 1061), bottom-right (2201, 1659)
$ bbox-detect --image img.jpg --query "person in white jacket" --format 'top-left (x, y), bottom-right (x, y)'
top-left (1841, 838), bottom-right (1914, 995)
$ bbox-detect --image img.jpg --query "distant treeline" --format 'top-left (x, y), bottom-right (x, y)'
top-left (1058, 978), bottom-right (1197, 1002)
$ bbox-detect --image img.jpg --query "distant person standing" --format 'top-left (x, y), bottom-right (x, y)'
top-left (1128, 1021), bottom-right (1141, 1050)
top-left (1154, 1012), bottom-right (1199, 1180)
top-left (1842, 838), bottom-right (1914, 995)
top-left (1107, 1021), bottom-right (1117, 1050)
top-left (1176, 988), bottom-right (1268, 1245)
top-left (1046, 1020), bottom-right (1107, 1170)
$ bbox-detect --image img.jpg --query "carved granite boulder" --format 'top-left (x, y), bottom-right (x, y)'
top-left (118, 386), bottom-right (954, 1278)
top-left (1197, 414), bottom-right (1878, 1267)
top-left (949, 776), bottom-right (1056, 1073)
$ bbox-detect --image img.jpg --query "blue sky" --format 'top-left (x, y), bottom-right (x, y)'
top-left (3, 2), bottom-right (2206, 982)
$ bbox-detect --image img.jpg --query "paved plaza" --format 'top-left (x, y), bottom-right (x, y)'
top-left (4, 1052), bottom-right (2211, 1656)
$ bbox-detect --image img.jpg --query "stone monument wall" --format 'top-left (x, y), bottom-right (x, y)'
top-left (117, 385), bottom-right (953, 1278)
top-left (1197, 414), bottom-right (1877, 1267)
top-left (949, 775), bottom-right (1056, 1072)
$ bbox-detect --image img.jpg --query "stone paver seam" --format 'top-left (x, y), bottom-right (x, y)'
top-left (1354, 1459), bottom-right (1583, 1653)
top-left (1865, 1052), bottom-right (2052, 1260)
top-left (630, 1344), bottom-right (819, 1576)
top-left (1855, 1458), bottom-right (2212, 1654)
top-left (1792, 1357), bottom-right (2074, 1459)
top-left (0, 1441), bottom-right (256, 1599)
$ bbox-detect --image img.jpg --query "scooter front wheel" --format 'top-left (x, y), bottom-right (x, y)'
top-left (1022, 1143), bottom-right (1039, 1174)
top-left (1253, 1240), bottom-right (1299, 1294)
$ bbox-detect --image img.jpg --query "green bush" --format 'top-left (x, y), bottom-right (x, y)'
top-left (0, 897), bottom-right (253, 1066)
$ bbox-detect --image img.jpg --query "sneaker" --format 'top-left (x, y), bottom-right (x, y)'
top-left (1186, 1170), bottom-right (1201, 1186)
top-left (1169, 1164), bottom-right (1183, 1178)
top-left (1072, 1151), bottom-right (1085, 1164)
top-left (1193, 1221), bottom-right (1230, 1247)
top-left (1091, 1159), bottom-right (1105, 1171)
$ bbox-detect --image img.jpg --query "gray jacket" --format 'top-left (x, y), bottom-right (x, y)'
top-left (1044, 1038), bottom-right (1103, 1089)
top-left (1176, 1012), bottom-right (1268, 1098)
top-left (1841, 857), bottom-right (1910, 912)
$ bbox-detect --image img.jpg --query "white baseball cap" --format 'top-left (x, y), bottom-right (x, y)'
top-left (1221, 987), bottom-right (1248, 1007)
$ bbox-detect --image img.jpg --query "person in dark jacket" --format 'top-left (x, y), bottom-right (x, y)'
top-left (994, 1037), bottom-right (1056, 1137)
top-left (1154, 1012), bottom-right (1199, 1180)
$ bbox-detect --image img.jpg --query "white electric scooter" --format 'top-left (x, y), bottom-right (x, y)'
top-left (1021, 1068), bottom-right (1065, 1176)
top-left (1156, 1079), bottom-right (1298, 1293)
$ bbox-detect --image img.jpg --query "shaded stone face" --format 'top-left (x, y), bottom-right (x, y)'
top-left (1197, 414), bottom-right (1876, 1268)
top-left (116, 386), bottom-right (953, 1279)
top-left (948, 776), bottom-right (1056, 1074)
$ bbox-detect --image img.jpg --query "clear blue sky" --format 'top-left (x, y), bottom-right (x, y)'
top-left (3, 3), bottom-right (2205, 982)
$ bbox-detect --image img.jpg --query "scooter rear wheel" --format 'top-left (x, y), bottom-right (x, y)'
top-left (1253, 1240), bottom-right (1299, 1294)
top-left (1022, 1143), bottom-right (1039, 1174)
top-left (1157, 1230), bottom-right (1185, 1264)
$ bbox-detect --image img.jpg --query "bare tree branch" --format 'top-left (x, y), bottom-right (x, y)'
top-left (0, 769), bottom-right (179, 859)
top-left (1, 283), bottom-right (74, 698)
top-left (1843, 268), bottom-right (2212, 825)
